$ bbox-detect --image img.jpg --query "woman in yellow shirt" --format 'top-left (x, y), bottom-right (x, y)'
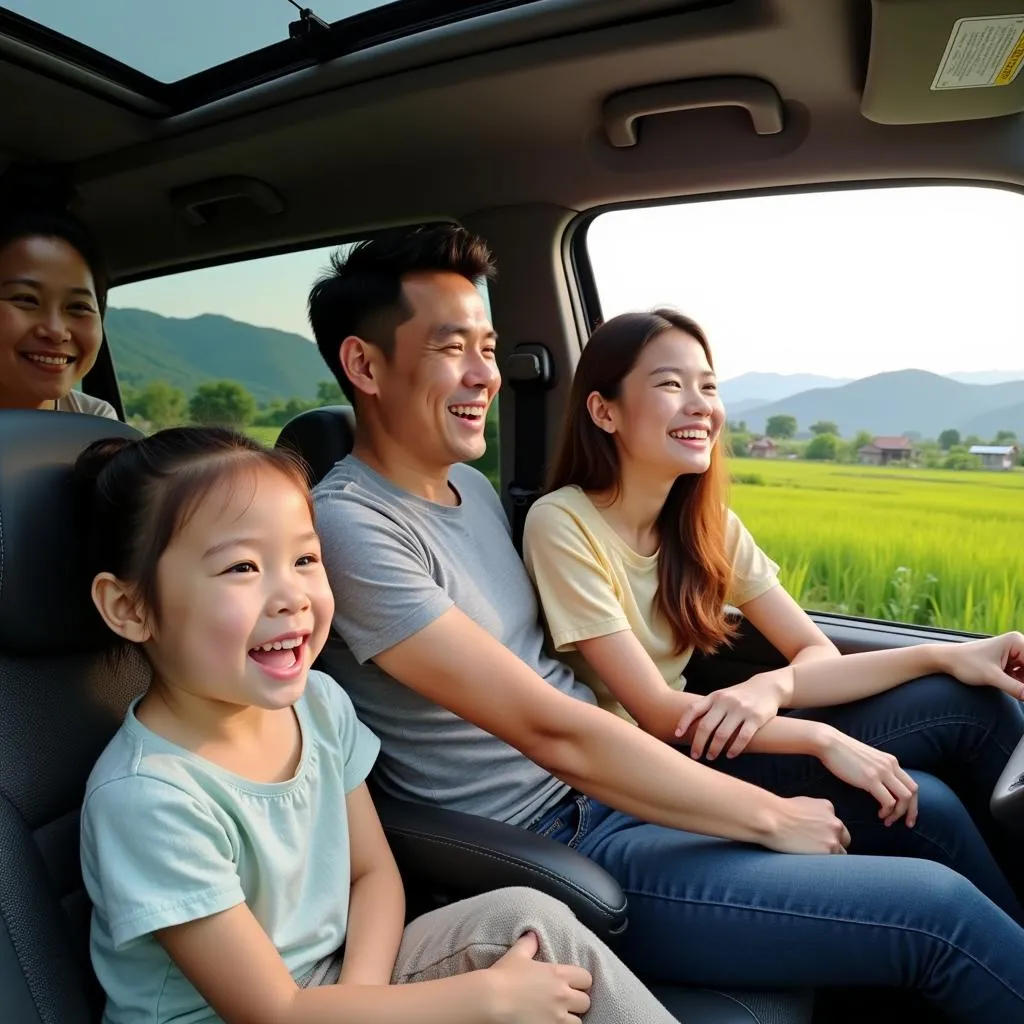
top-left (523, 308), bottom-right (1024, 906)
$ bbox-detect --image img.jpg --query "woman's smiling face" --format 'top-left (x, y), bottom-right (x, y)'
top-left (0, 234), bottom-right (103, 410)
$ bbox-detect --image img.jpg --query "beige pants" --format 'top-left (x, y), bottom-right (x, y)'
top-left (302, 886), bottom-right (678, 1023)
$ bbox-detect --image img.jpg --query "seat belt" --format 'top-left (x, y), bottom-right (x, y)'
top-left (505, 343), bottom-right (554, 554)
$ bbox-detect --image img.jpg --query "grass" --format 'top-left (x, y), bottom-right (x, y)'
top-left (245, 425), bottom-right (283, 446)
top-left (728, 458), bottom-right (1024, 634)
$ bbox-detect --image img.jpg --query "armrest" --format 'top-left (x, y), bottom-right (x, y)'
top-left (374, 794), bottom-right (627, 939)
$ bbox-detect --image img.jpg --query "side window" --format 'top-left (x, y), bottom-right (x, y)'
top-left (107, 248), bottom-right (500, 490)
top-left (584, 185), bottom-right (1023, 632)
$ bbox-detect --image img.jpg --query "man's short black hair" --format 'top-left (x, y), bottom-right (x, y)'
top-left (308, 223), bottom-right (496, 403)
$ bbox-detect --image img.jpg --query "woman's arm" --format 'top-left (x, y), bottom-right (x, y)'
top-left (576, 628), bottom-right (824, 756)
top-left (577, 628), bottom-right (918, 823)
top-left (741, 586), bottom-right (840, 667)
top-left (337, 783), bottom-right (405, 986)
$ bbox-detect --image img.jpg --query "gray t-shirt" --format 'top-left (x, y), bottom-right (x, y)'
top-left (314, 455), bottom-right (595, 827)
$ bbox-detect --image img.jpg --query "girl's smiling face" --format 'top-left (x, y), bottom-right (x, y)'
top-left (140, 465), bottom-right (335, 711)
top-left (0, 234), bottom-right (103, 410)
top-left (589, 328), bottom-right (726, 481)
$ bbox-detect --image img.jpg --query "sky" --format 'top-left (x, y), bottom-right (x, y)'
top-left (5, 0), bottom-right (386, 81)
top-left (113, 184), bottom-right (1024, 383)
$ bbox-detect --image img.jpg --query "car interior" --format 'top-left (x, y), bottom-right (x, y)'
top-left (3, 0), bottom-right (1024, 1021)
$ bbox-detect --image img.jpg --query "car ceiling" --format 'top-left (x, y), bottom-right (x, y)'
top-left (2, 0), bottom-right (1024, 279)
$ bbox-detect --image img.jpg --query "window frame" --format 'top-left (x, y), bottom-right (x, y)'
top-left (563, 178), bottom-right (1024, 637)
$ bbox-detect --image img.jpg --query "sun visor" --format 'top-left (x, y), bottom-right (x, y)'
top-left (863, 0), bottom-right (1024, 123)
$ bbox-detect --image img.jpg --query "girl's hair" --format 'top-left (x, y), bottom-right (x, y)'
top-left (76, 427), bottom-right (312, 624)
top-left (547, 308), bottom-right (735, 655)
top-left (0, 167), bottom-right (108, 314)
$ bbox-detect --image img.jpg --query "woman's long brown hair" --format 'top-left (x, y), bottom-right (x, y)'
top-left (547, 309), bottom-right (735, 655)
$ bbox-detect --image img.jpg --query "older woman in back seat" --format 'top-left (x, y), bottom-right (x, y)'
top-left (0, 197), bottom-right (116, 419)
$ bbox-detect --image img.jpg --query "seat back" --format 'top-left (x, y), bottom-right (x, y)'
top-left (0, 410), bottom-right (149, 1024)
top-left (276, 405), bottom-right (355, 485)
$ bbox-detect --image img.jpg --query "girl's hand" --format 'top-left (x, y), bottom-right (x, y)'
top-left (486, 932), bottom-right (592, 1023)
top-left (817, 727), bottom-right (919, 827)
top-left (674, 670), bottom-right (789, 760)
top-left (941, 632), bottom-right (1024, 699)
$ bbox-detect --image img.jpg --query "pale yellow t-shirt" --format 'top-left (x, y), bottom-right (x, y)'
top-left (522, 485), bottom-right (780, 723)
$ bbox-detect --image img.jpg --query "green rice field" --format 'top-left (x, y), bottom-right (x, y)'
top-left (728, 458), bottom-right (1024, 634)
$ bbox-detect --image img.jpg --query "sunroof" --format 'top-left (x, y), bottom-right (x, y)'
top-left (3, 1), bottom-right (417, 82)
top-left (0, 0), bottom-right (543, 110)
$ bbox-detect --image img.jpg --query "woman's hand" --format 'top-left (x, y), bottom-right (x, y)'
top-left (674, 669), bottom-right (790, 760)
top-left (485, 932), bottom-right (592, 1023)
top-left (940, 632), bottom-right (1024, 699)
top-left (816, 726), bottom-right (919, 827)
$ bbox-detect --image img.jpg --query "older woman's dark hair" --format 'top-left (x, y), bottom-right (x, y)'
top-left (0, 166), bottom-right (108, 313)
top-left (548, 309), bottom-right (735, 656)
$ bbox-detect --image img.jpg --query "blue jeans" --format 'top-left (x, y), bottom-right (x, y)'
top-left (528, 675), bottom-right (1024, 1021)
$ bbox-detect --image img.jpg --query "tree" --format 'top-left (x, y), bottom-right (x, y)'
top-left (810, 420), bottom-right (839, 437)
top-left (127, 380), bottom-right (188, 430)
top-left (851, 429), bottom-right (874, 452)
top-left (189, 380), bottom-right (257, 428)
top-left (938, 429), bottom-right (960, 451)
top-left (994, 429), bottom-right (1018, 445)
top-left (727, 420), bottom-right (748, 434)
top-left (805, 433), bottom-right (839, 461)
top-left (765, 414), bottom-right (797, 439)
top-left (942, 445), bottom-right (981, 471)
top-left (316, 380), bottom-right (349, 406)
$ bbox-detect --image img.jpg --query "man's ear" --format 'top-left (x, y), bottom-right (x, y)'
top-left (586, 391), bottom-right (617, 434)
top-left (339, 336), bottom-right (383, 399)
top-left (91, 573), bottom-right (152, 644)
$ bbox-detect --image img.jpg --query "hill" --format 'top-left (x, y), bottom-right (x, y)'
top-left (947, 370), bottom-right (1024, 386)
top-left (105, 308), bottom-right (327, 403)
top-left (960, 400), bottom-right (1024, 441)
top-left (741, 370), bottom-right (1024, 438)
top-left (719, 372), bottom-right (850, 406)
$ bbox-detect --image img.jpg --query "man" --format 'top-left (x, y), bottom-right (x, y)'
top-left (308, 224), bottom-right (1024, 1012)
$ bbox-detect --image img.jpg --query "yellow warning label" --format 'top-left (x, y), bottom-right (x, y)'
top-left (932, 15), bottom-right (1024, 90)
top-left (995, 31), bottom-right (1024, 85)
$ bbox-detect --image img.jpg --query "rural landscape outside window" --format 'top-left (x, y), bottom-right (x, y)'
top-left (585, 186), bottom-right (1023, 633)
top-left (107, 244), bottom-right (500, 490)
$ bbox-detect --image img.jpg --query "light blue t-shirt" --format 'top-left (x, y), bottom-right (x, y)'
top-left (81, 671), bottom-right (379, 1024)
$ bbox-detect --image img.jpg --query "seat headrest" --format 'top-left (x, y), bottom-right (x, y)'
top-left (0, 410), bottom-right (142, 657)
top-left (276, 405), bottom-right (355, 485)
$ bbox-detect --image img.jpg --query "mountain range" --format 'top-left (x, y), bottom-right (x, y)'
top-left (725, 370), bottom-right (1024, 439)
top-left (105, 308), bottom-right (328, 404)
top-left (104, 307), bottom-right (1024, 438)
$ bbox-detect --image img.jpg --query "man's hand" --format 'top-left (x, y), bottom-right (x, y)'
top-left (675, 669), bottom-right (790, 760)
top-left (763, 796), bottom-right (851, 854)
top-left (815, 726), bottom-right (919, 827)
top-left (939, 632), bottom-right (1024, 699)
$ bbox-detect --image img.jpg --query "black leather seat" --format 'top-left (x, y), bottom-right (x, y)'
top-left (0, 410), bottom-right (149, 1023)
top-left (277, 405), bottom-right (815, 1024)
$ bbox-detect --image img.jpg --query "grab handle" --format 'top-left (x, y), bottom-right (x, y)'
top-left (603, 76), bottom-right (785, 148)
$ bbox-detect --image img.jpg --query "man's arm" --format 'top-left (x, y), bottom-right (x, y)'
top-left (373, 608), bottom-right (850, 855)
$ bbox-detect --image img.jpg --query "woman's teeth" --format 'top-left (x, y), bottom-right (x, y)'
top-left (25, 353), bottom-right (72, 365)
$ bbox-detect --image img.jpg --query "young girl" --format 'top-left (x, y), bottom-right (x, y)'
top-left (77, 426), bottom-right (677, 1024)
top-left (0, 203), bottom-right (116, 417)
top-left (523, 309), bottom-right (1024, 911)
